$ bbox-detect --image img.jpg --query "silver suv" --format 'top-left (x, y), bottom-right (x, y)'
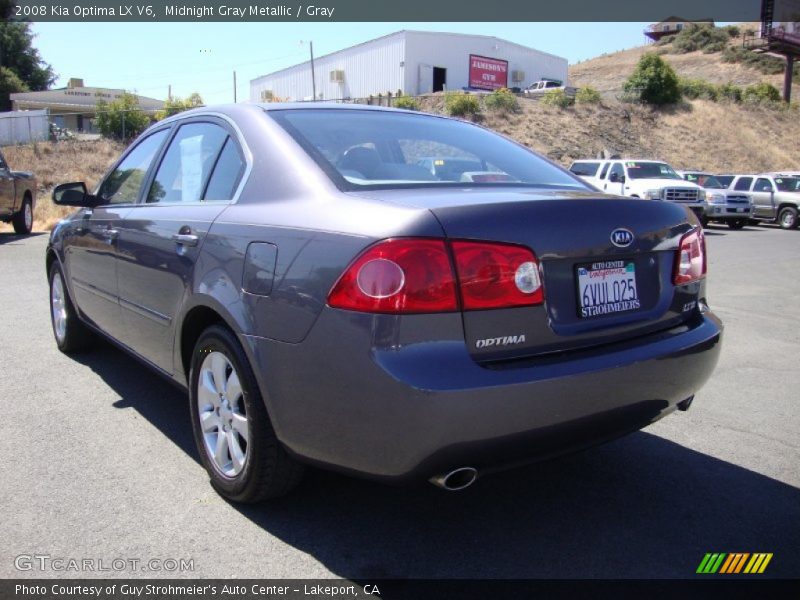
top-left (677, 171), bottom-right (752, 229)
top-left (727, 174), bottom-right (800, 229)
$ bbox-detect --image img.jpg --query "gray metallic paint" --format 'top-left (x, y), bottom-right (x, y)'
top-left (47, 103), bottom-right (723, 483)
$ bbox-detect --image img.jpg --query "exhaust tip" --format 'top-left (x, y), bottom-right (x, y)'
top-left (429, 467), bottom-right (478, 491)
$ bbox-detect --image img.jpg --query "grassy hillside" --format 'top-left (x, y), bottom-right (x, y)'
top-left (570, 32), bottom-right (799, 100)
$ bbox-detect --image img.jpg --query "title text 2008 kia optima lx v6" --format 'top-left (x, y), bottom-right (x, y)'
top-left (47, 104), bottom-right (722, 501)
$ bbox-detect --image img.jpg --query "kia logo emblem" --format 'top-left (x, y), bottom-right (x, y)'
top-left (610, 228), bottom-right (634, 247)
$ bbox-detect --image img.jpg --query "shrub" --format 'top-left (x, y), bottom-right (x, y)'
top-left (393, 95), bottom-right (420, 111)
top-left (541, 88), bottom-right (574, 108)
top-left (483, 87), bottom-right (519, 112)
top-left (671, 23), bottom-right (730, 54)
top-left (724, 25), bottom-right (740, 38)
top-left (95, 92), bottom-right (151, 141)
top-left (679, 78), bottom-right (719, 101)
top-left (155, 93), bottom-right (203, 120)
top-left (444, 91), bottom-right (481, 117)
top-left (575, 86), bottom-right (602, 104)
top-left (655, 34), bottom-right (676, 46)
top-left (743, 82), bottom-right (781, 104)
top-left (722, 46), bottom-right (799, 76)
top-left (718, 82), bottom-right (743, 102)
top-left (624, 53), bottom-right (681, 105)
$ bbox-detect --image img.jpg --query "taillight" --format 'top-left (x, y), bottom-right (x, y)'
top-left (451, 241), bottom-right (543, 310)
top-left (673, 228), bottom-right (706, 285)
top-left (327, 239), bottom-right (458, 313)
top-left (328, 238), bottom-right (544, 314)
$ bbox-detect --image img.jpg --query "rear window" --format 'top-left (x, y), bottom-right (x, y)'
top-left (268, 109), bottom-right (587, 191)
top-left (569, 162), bottom-right (601, 177)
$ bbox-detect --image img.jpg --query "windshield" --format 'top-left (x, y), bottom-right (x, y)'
top-left (775, 177), bottom-right (800, 192)
top-left (715, 175), bottom-right (734, 188)
top-left (683, 173), bottom-right (725, 189)
top-left (268, 109), bottom-right (587, 190)
top-left (625, 161), bottom-right (681, 180)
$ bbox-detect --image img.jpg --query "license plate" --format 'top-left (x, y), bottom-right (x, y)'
top-left (577, 260), bottom-right (641, 318)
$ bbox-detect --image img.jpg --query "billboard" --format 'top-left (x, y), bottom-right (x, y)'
top-left (468, 55), bottom-right (509, 90)
top-left (763, 0), bottom-right (800, 49)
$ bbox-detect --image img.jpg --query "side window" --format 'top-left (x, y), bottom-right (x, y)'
top-left (734, 177), bottom-right (752, 191)
top-left (598, 162), bottom-right (610, 179)
top-left (147, 122), bottom-right (228, 203)
top-left (569, 162), bottom-right (600, 177)
top-left (204, 138), bottom-right (245, 201)
top-left (97, 129), bottom-right (168, 204)
top-left (754, 178), bottom-right (773, 192)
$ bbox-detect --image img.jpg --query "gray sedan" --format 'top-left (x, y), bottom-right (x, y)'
top-left (47, 104), bottom-right (722, 502)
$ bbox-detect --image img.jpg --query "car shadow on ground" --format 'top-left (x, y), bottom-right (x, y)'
top-left (77, 339), bottom-right (800, 579)
top-left (0, 231), bottom-right (46, 245)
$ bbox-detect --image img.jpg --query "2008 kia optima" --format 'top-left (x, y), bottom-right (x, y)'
top-left (47, 104), bottom-right (722, 501)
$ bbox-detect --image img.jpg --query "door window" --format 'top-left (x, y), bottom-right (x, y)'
top-left (147, 123), bottom-right (229, 203)
top-left (754, 178), bottom-right (773, 192)
top-left (608, 163), bottom-right (624, 181)
top-left (97, 129), bottom-right (169, 204)
top-left (734, 177), bottom-right (753, 191)
top-left (204, 138), bottom-right (245, 201)
top-left (598, 162), bottom-right (610, 179)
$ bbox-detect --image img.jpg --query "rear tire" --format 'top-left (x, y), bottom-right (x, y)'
top-left (189, 325), bottom-right (304, 502)
top-left (699, 216), bottom-right (709, 228)
top-left (12, 198), bottom-right (33, 234)
top-left (727, 219), bottom-right (745, 230)
top-left (778, 207), bottom-right (798, 230)
top-left (49, 262), bottom-right (94, 353)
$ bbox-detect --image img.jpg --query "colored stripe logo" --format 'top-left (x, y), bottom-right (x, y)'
top-left (697, 553), bottom-right (773, 574)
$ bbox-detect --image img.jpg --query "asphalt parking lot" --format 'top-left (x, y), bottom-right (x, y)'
top-left (1, 225), bottom-right (798, 579)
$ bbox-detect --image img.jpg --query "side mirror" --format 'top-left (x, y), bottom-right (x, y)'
top-left (609, 172), bottom-right (620, 183)
top-left (52, 182), bottom-right (100, 207)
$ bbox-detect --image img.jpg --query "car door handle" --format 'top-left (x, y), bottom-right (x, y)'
top-left (172, 233), bottom-right (199, 246)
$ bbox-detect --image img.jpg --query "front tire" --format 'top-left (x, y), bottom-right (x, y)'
top-left (49, 262), bottom-right (94, 353)
top-left (189, 325), bottom-right (304, 502)
top-left (12, 198), bottom-right (33, 234)
top-left (778, 207), bottom-right (798, 230)
top-left (727, 219), bottom-right (745, 230)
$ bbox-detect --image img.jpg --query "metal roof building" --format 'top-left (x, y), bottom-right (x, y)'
top-left (250, 30), bottom-right (569, 102)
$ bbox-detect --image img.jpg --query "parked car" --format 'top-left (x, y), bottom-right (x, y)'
top-left (569, 159), bottom-right (706, 217)
top-left (47, 104), bottom-right (722, 501)
top-left (0, 149), bottom-right (36, 234)
top-left (676, 171), bottom-right (752, 229)
top-left (727, 174), bottom-right (800, 229)
top-left (523, 79), bottom-right (564, 94)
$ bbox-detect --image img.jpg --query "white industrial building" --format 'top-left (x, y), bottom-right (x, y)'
top-left (250, 30), bottom-right (569, 102)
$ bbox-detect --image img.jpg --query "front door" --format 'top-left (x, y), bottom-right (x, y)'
top-left (750, 177), bottom-right (775, 219)
top-left (116, 121), bottom-right (246, 373)
top-left (0, 152), bottom-right (15, 218)
top-left (64, 128), bottom-right (169, 339)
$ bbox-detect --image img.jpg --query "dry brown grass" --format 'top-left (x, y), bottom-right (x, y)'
top-left (569, 43), bottom-right (799, 99)
top-left (0, 139), bottom-right (123, 232)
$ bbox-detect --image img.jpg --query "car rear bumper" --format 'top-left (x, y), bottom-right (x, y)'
top-left (242, 308), bottom-right (722, 483)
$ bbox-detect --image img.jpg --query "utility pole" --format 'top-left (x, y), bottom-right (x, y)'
top-left (233, 71), bottom-right (237, 103)
top-left (168, 84), bottom-right (172, 101)
top-left (309, 41), bottom-right (316, 101)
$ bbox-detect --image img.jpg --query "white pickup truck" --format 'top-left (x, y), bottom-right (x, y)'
top-left (569, 159), bottom-right (706, 217)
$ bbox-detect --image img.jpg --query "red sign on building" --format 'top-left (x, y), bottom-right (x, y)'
top-left (468, 54), bottom-right (509, 90)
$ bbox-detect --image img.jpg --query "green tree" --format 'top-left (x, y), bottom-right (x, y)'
top-left (0, 20), bottom-right (55, 110)
top-left (96, 92), bottom-right (151, 141)
top-left (155, 92), bottom-right (204, 120)
top-left (624, 53), bottom-right (681, 105)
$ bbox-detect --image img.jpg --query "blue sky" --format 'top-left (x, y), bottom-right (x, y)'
top-left (32, 22), bottom-right (655, 104)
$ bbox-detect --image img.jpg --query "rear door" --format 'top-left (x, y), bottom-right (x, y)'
top-left (750, 177), bottom-right (775, 219)
top-left (115, 119), bottom-right (246, 373)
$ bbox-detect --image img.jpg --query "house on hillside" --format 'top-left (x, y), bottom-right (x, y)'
top-left (10, 78), bottom-right (164, 134)
top-left (644, 17), bottom-right (715, 42)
